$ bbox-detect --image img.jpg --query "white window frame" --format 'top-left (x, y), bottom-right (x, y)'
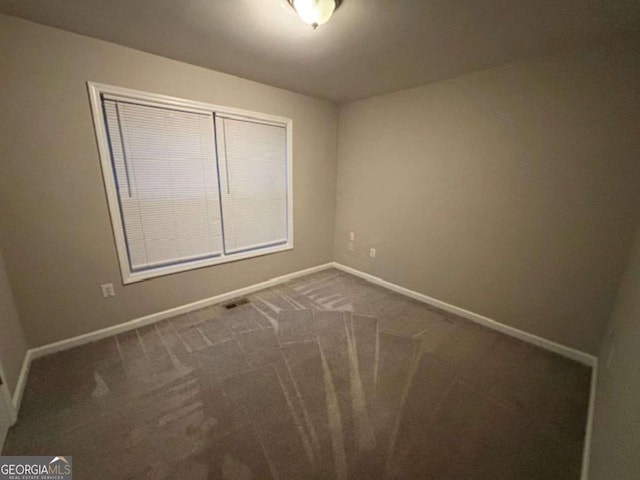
top-left (87, 82), bottom-right (293, 284)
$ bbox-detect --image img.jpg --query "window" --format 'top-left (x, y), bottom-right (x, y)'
top-left (88, 83), bottom-right (292, 283)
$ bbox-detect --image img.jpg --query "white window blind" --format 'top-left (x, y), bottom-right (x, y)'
top-left (216, 117), bottom-right (288, 254)
top-left (90, 83), bottom-right (293, 283)
top-left (103, 99), bottom-right (223, 271)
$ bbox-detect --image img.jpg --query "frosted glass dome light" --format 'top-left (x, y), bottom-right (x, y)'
top-left (289, 0), bottom-right (341, 29)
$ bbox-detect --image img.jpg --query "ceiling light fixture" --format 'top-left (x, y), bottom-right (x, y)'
top-left (287, 0), bottom-right (342, 29)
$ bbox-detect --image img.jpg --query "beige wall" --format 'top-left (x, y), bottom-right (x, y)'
top-left (0, 14), bottom-right (338, 347)
top-left (1, 12), bottom-right (638, 357)
top-left (335, 37), bottom-right (640, 354)
top-left (0, 249), bottom-right (28, 398)
top-left (590, 224), bottom-right (640, 479)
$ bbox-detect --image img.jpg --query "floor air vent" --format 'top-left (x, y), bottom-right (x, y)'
top-left (224, 298), bottom-right (250, 310)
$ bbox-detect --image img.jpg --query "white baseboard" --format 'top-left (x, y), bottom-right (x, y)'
top-left (0, 363), bottom-right (17, 424)
top-left (332, 262), bottom-right (597, 367)
top-left (16, 260), bottom-right (597, 373)
top-left (581, 362), bottom-right (598, 480)
top-left (12, 262), bottom-right (334, 410)
top-left (12, 350), bottom-right (32, 412)
top-left (1, 382), bottom-right (17, 453)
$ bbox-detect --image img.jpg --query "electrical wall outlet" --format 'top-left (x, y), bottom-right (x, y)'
top-left (349, 232), bottom-right (355, 241)
top-left (101, 283), bottom-right (115, 298)
top-left (369, 248), bottom-right (376, 258)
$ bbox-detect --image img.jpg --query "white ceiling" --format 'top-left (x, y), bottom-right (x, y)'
top-left (1, 0), bottom-right (638, 102)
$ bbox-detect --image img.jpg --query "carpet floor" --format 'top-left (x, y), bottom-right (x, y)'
top-left (3, 269), bottom-right (591, 479)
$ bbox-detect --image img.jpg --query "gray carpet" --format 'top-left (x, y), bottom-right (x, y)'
top-left (3, 269), bottom-right (591, 479)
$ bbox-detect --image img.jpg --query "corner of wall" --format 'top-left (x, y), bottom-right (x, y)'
top-left (0, 246), bottom-right (29, 402)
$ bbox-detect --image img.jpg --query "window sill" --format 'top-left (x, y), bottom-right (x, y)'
top-left (121, 243), bottom-right (293, 284)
